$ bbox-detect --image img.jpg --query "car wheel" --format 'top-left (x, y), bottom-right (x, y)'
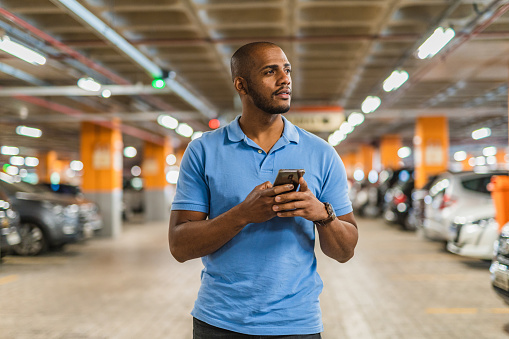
top-left (14, 222), bottom-right (47, 256)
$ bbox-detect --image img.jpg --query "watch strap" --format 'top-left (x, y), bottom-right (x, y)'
top-left (314, 202), bottom-right (336, 227)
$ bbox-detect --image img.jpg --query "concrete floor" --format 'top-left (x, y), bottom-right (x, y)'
top-left (1, 216), bottom-right (508, 339)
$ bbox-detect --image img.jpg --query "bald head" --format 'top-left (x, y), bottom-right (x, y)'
top-left (230, 42), bottom-right (281, 82)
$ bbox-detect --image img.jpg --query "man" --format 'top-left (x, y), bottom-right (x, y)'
top-left (169, 42), bottom-right (358, 338)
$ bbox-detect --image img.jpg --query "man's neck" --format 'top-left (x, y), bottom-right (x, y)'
top-left (238, 111), bottom-right (285, 153)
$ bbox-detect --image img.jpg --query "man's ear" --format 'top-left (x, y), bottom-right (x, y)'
top-left (234, 77), bottom-right (248, 95)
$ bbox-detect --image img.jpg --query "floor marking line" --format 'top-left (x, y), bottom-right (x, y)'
top-left (426, 308), bottom-right (478, 314)
top-left (0, 274), bottom-right (19, 285)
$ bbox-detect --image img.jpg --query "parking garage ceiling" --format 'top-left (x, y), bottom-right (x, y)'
top-left (0, 0), bottom-right (508, 163)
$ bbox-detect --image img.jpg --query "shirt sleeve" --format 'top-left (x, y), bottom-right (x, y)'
top-left (317, 147), bottom-right (353, 217)
top-left (171, 142), bottom-right (210, 214)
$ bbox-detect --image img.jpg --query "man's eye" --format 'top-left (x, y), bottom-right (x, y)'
top-left (265, 70), bottom-right (274, 75)
top-left (285, 69), bottom-right (292, 74)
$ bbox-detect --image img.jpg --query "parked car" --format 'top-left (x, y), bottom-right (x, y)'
top-left (490, 222), bottom-right (509, 305)
top-left (422, 171), bottom-right (507, 242)
top-left (38, 182), bottom-right (102, 238)
top-left (407, 174), bottom-right (440, 231)
top-left (447, 204), bottom-right (498, 260)
top-left (0, 189), bottom-right (21, 259)
top-left (382, 171), bottom-right (415, 229)
top-left (0, 174), bottom-right (81, 255)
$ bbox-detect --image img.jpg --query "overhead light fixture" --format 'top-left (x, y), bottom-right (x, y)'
top-left (157, 115), bottom-right (179, 129)
top-left (101, 89), bottom-right (111, 98)
top-left (16, 125), bottom-right (42, 138)
top-left (347, 112), bottom-right (365, 126)
top-left (339, 121), bottom-right (354, 135)
top-left (152, 79), bottom-right (166, 89)
top-left (397, 147), bottom-right (412, 159)
top-left (0, 36), bottom-right (46, 65)
top-left (361, 96), bottom-right (381, 114)
top-left (453, 151), bottom-right (467, 162)
top-left (471, 127), bottom-right (491, 140)
top-left (77, 77), bottom-right (101, 92)
top-left (191, 132), bottom-right (203, 140)
top-left (70, 160), bottom-right (84, 171)
top-left (10, 156), bottom-right (24, 166)
top-left (383, 70), bottom-right (409, 92)
top-left (176, 123), bottom-right (194, 138)
top-left (1, 146), bottom-right (19, 155)
top-left (123, 146), bottom-right (137, 158)
top-left (416, 27), bottom-right (455, 59)
top-left (328, 130), bottom-right (346, 147)
top-left (483, 146), bottom-right (497, 157)
top-left (25, 157), bottom-right (39, 167)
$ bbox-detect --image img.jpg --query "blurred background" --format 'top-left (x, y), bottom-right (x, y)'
top-left (1, 0), bottom-right (509, 338)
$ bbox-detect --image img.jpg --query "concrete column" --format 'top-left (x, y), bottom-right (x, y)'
top-left (414, 117), bottom-right (449, 189)
top-left (81, 120), bottom-right (123, 238)
top-left (143, 137), bottom-right (173, 222)
top-left (356, 145), bottom-right (374, 177)
top-left (380, 135), bottom-right (402, 170)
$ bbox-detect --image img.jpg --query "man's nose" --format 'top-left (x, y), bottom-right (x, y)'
top-left (278, 71), bottom-right (291, 85)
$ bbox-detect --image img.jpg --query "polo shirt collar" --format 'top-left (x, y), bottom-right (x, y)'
top-left (226, 115), bottom-right (300, 144)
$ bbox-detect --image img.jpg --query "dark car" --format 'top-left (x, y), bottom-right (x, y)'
top-left (0, 174), bottom-right (81, 256)
top-left (407, 174), bottom-right (440, 231)
top-left (382, 170), bottom-right (415, 229)
top-left (0, 188), bottom-right (21, 259)
top-left (38, 182), bottom-right (102, 238)
top-left (491, 222), bottom-right (509, 305)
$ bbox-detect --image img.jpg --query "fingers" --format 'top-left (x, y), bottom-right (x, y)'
top-left (270, 184), bottom-right (295, 196)
top-left (298, 176), bottom-right (309, 192)
top-left (257, 181), bottom-right (273, 190)
top-left (272, 200), bottom-right (303, 212)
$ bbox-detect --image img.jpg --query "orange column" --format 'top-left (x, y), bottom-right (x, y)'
top-left (143, 137), bottom-right (173, 221)
top-left (340, 152), bottom-right (356, 178)
top-left (37, 150), bottom-right (58, 183)
top-left (81, 120), bottom-right (123, 237)
top-left (380, 135), bottom-right (402, 170)
top-left (356, 145), bottom-right (374, 177)
top-left (414, 117), bottom-right (449, 189)
top-left (462, 153), bottom-right (474, 171)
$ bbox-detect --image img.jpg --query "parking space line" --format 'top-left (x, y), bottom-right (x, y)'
top-left (0, 274), bottom-right (18, 286)
top-left (488, 308), bottom-right (509, 314)
top-left (426, 308), bottom-right (478, 314)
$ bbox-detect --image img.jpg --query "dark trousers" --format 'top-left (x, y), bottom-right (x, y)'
top-left (193, 318), bottom-right (322, 339)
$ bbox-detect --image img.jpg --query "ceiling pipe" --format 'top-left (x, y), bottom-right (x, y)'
top-left (13, 95), bottom-right (165, 144)
top-left (0, 84), bottom-right (174, 97)
top-left (0, 7), bottom-right (215, 118)
top-left (49, 0), bottom-right (216, 118)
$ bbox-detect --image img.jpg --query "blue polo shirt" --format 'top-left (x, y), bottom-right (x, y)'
top-left (171, 115), bottom-right (352, 335)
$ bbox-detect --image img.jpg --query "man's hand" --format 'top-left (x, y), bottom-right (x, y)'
top-left (271, 176), bottom-right (328, 222)
top-left (238, 181), bottom-right (296, 224)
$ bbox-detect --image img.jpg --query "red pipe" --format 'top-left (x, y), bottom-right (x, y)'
top-left (0, 8), bottom-right (167, 145)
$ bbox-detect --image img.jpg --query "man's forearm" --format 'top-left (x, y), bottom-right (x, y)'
top-left (169, 206), bottom-right (248, 263)
top-left (316, 218), bottom-right (358, 263)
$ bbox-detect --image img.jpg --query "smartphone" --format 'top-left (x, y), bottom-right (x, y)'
top-left (273, 169), bottom-right (305, 192)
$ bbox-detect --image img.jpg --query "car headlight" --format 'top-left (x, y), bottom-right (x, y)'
top-left (501, 223), bottom-right (509, 238)
top-left (472, 217), bottom-right (496, 228)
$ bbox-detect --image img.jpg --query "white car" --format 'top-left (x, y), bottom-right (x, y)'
top-left (421, 171), bottom-right (505, 242)
top-left (446, 204), bottom-right (498, 260)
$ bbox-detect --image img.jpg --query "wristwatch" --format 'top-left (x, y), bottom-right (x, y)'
top-left (313, 202), bottom-right (336, 227)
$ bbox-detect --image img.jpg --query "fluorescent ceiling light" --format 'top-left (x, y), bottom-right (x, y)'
top-left (25, 157), bottom-right (39, 167)
top-left (70, 160), bottom-right (84, 171)
top-left (453, 151), bottom-right (467, 162)
top-left (328, 130), bottom-right (345, 147)
top-left (417, 27), bottom-right (455, 59)
top-left (483, 146), bottom-right (497, 157)
top-left (471, 127), bottom-right (491, 140)
top-left (191, 131), bottom-right (203, 140)
top-left (347, 112), bottom-right (365, 126)
top-left (1, 146), bottom-right (19, 155)
top-left (77, 77), bottom-right (101, 92)
top-left (176, 123), bottom-right (194, 138)
top-left (157, 115), bottom-right (178, 129)
top-left (101, 89), bottom-right (111, 98)
top-left (397, 147), bottom-right (412, 159)
top-left (10, 156), bottom-right (24, 166)
top-left (340, 121), bottom-right (354, 135)
top-left (166, 154), bottom-right (177, 165)
top-left (361, 96), bottom-right (381, 114)
top-left (0, 36), bottom-right (46, 65)
top-left (383, 70), bottom-right (409, 92)
top-left (16, 125), bottom-right (42, 138)
top-left (123, 146), bottom-right (137, 158)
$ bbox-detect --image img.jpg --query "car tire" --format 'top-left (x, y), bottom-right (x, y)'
top-left (13, 222), bottom-right (47, 256)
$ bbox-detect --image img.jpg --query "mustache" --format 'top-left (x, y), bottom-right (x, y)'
top-left (274, 87), bottom-right (292, 95)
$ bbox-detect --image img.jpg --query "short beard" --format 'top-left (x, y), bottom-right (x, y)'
top-left (247, 82), bottom-right (290, 114)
